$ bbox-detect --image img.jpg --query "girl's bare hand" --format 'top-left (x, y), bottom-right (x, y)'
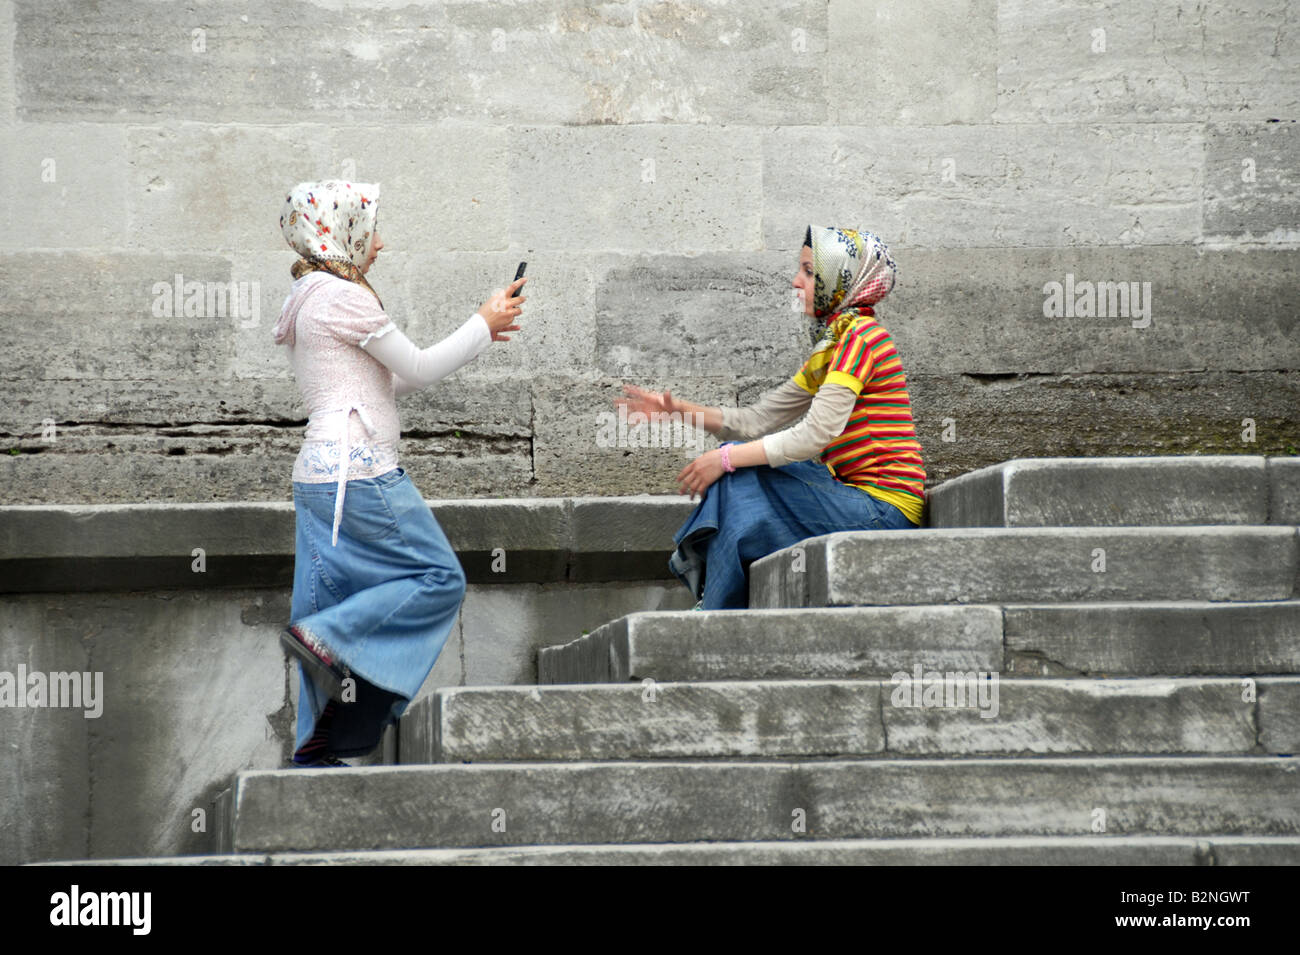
top-left (677, 449), bottom-right (724, 500)
top-left (477, 276), bottom-right (527, 341)
top-left (616, 383), bottom-right (683, 417)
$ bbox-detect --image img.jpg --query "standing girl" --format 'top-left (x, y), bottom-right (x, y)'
top-left (273, 179), bottom-right (526, 766)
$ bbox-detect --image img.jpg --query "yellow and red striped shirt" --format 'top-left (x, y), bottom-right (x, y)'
top-left (792, 313), bottom-right (926, 525)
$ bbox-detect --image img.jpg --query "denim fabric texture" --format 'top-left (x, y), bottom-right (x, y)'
top-left (669, 444), bottom-right (917, 610)
top-left (290, 467), bottom-right (466, 759)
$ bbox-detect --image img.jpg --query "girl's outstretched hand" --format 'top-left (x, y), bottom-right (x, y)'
top-left (677, 449), bottom-right (724, 501)
top-left (616, 383), bottom-right (683, 417)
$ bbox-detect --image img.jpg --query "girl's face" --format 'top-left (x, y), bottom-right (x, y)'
top-left (361, 229), bottom-right (383, 274)
top-left (792, 246), bottom-right (815, 316)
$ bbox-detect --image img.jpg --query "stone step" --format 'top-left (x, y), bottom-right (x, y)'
top-left (539, 605), bottom-right (1003, 684)
top-left (34, 836), bottom-right (1300, 866)
top-left (749, 526), bottom-right (1300, 608)
top-left (1004, 599), bottom-right (1300, 676)
top-left (398, 678), bottom-right (1298, 762)
top-left (220, 757), bottom-right (1300, 854)
top-left (539, 601), bottom-right (1300, 683)
top-left (925, 455), bottom-right (1300, 527)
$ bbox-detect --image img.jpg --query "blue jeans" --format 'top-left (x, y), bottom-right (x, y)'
top-left (669, 448), bottom-right (917, 610)
top-left (290, 467), bottom-right (466, 759)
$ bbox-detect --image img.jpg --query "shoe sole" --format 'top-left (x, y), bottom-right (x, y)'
top-left (279, 627), bottom-right (347, 702)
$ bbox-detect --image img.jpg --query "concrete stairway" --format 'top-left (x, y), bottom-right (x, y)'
top-left (89, 456), bottom-right (1300, 864)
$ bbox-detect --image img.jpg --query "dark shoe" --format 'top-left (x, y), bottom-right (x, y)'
top-left (280, 624), bottom-right (349, 702)
top-left (292, 753), bottom-right (351, 769)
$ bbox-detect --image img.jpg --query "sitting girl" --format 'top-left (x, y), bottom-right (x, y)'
top-left (620, 226), bottom-right (925, 609)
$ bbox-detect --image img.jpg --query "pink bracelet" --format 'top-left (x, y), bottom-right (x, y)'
top-left (719, 444), bottom-right (736, 473)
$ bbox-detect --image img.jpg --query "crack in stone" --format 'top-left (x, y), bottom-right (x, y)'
top-left (2, 420), bottom-right (309, 433)
top-left (1006, 648), bottom-right (1086, 678)
top-left (877, 679), bottom-right (889, 754)
top-left (3, 425), bottom-right (527, 442)
top-left (961, 372), bottom-right (1060, 383)
top-left (1253, 681), bottom-right (1263, 752)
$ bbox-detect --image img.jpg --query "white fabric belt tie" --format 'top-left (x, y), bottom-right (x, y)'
top-left (325, 402), bottom-right (379, 547)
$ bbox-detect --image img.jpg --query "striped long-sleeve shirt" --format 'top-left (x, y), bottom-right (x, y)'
top-left (791, 313), bottom-right (927, 524)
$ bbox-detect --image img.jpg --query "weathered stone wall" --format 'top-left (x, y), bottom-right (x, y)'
top-left (1, 0), bottom-right (1297, 504)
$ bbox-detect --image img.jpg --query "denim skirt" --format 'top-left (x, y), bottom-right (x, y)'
top-left (669, 447), bottom-right (917, 610)
top-left (290, 467), bottom-right (467, 759)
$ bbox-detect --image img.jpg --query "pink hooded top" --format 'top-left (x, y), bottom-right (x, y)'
top-left (276, 271), bottom-right (403, 540)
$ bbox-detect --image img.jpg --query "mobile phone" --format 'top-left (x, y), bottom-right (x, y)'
top-left (514, 261), bottom-right (527, 282)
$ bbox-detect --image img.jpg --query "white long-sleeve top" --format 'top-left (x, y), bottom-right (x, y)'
top-left (277, 271), bottom-right (491, 544)
top-left (716, 378), bottom-right (859, 467)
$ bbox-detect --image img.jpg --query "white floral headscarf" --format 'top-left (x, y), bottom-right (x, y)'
top-left (281, 179), bottom-right (380, 270)
top-left (274, 180), bottom-right (384, 345)
top-left (807, 225), bottom-right (897, 352)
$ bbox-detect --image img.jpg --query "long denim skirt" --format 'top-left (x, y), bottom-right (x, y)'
top-left (669, 448), bottom-right (917, 610)
top-left (289, 466), bottom-right (466, 759)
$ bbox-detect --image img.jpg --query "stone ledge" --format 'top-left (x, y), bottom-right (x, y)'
top-left (9, 455), bottom-right (1297, 594)
top-left (0, 496), bottom-right (696, 592)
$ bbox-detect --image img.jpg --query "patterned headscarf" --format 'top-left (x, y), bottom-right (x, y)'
top-left (806, 225), bottom-right (897, 353)
top-left (274, 180), bottom-right (383, 345)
